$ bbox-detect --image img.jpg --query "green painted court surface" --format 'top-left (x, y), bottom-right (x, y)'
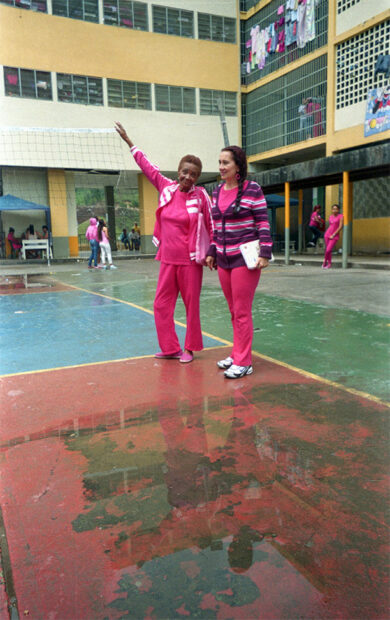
top-left (54, 261), bottom-right (389, 401)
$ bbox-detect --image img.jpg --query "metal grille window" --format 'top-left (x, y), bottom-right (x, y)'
top-left (337, 0), bottom-right (361, 13)
top-left (199, 90), bottom-right (237, 116)
top-left (57, 73), bottom-right (103, 105)
top-left (152, 5), bottom-right (193, 38)
top-left (242, 0), bottom-right (328, 85)
top-left (107, 79), bottom-right (151, 108)
top-left (4, 67), bottom-right (52, 99)
top-left (0, 0), bottom-right (47, 10)
top-left (52, 0), bottom-right (98, 22)
top-left (198, 13), bottom-right (236, 43)
top-left (103, 1), bottom-right (147, 29)
top-left (155, 85), bottom-right (196, 113)
top-left (336, 21), bottom-right (390, 109)
top-left (240, 1), bottom-right (258, 10)
top-left (244, 55), bottom-right (327, 155)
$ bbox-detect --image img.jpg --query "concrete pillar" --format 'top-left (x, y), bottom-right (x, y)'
top-left (138, 173), bottom-right (158, 254)
top-left (342, 171), bottom-right (350, 269)
top-left (47, 169), bottom-right (70, 258)
top-left (284, 181), bottom-right (290, 265)
top-left (298, 189), bottom-right (303, 253)
top-left (105, 186), bottom-right (117, 251)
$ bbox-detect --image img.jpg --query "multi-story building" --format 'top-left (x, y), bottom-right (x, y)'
top-left (240, 0), bottom-right (390, 256)
top-left (0, 0), bottom-right (388, 259)
top-left (0, 0), bottom-right (240, 256)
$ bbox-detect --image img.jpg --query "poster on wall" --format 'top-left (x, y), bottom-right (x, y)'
top-left (364, 85), bottom-right (390, 137)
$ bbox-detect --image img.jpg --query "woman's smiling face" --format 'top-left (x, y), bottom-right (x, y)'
top-left (219, 150), bottom-right (238, 183)
top-left (178, 161), bottom-right (200, 192)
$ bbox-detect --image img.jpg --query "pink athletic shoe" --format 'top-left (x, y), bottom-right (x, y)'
top-left (154, 350), bottom-right (183, 359)
top-left (180, 351), bottom-right (194, 363)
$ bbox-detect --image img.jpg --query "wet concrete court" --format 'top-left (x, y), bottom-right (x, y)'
top-left (0, 261), bottom-right (389, 619)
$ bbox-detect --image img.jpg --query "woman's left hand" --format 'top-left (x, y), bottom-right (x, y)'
top-left (255, 257), bottom-right (269, 269)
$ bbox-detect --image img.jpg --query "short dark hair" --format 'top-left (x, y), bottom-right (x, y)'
top-left (178, 154), bottom-right (202, 175)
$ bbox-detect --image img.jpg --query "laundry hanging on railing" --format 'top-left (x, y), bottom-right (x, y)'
top-left (245, 0), bottom-right (321, 75)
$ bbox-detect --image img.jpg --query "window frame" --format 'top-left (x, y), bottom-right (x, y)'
top-left (107, 78), bottom-right (152, 109)
top-left (103, 0), bottom-right (148, 30)
top-left (155, 84), bottom-right (196, 113)
top-left (199, 89), bottom-right (237, 116)
top-left (4, 66), bottom-right (52, 100)
top-left (52, 0), bottom-right (99, 22)
top-left (198, 12), bottom-right (236, 43)
top-left (152, 4), bottom-right (194, 38)
top-left (57, 73), bottom-right (103, 106)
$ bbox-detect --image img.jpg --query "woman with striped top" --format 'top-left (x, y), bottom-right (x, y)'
top-left (115, 121), bottom-right (213, 364)
top-left (206, 146), bottom-right (273, 379)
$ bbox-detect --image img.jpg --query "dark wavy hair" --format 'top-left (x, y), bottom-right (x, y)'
top-left (221, 146), bottom-right (248, 214)
top-left (178, 154), bottom-right (202, 175)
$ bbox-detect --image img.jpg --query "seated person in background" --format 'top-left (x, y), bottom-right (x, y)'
top-left (120, 228), bottom-right (130, 250)
top-left (25, 224), bottom-right (39, 257)
top-left (128, 228), bottom-right (136, 250)
top-left (7, 227), bottom-right (22, 257)
top-left (40, 225), bottom-right (49, 239)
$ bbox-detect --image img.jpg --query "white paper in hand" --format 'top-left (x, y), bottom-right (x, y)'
top-left (239, 239), bottom-right (260, 269)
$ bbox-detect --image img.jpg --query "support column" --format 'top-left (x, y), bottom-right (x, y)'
top-left (342, 171), bottom-right (350, 269)
top-left (298, 189), bottom-right (303, 253)
top-left (48, 169), bottom-right (69, 258)
top-left (105, 186), bottom-right (117, 251)
top-left (138, 173), bottom-right (158, 254)
top-left (284, 182), bottom-right (290, 265)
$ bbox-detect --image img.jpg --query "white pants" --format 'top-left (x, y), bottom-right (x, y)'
top-left (99, 242), bottom-right (112, 265)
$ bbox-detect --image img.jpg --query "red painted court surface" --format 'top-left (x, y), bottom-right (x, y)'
top-left (1, 346), bottom-right (389, 619)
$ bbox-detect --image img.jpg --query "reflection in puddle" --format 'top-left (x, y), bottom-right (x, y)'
top-left (0, 273), bottom-right (53, 290)
top-left (57, 386), bottom-right (389, 619)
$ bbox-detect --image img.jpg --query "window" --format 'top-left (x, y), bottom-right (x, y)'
top-left (198, 13), bottom-right (236, 43)
top-left (4, 66), bottom-right (52, 99)
top-left (52, 0), bottom-right (98, 22)
top-left (336, 21), bottom-right (390, 109)
top-left (57, 73), bottom-right (103, 105)
top-left (155, 85), bottom-right (195, 113)
top-left (107, 79), bottom-right (151, 109)
top-left (103, 1), bottom-right (147, 30)
top-left (337, 0), bottom-right (361, 13)
top-left (152, 5), bottom-right (193, 38)
top-left (0, 0), bottom-right (47, 10)
top-left (200, 90), bottom-right (237, 116)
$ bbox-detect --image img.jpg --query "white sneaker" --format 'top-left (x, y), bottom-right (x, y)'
top-left (224, 364), bottom-right (253, 379)
top-left (217, 356), bottom-right (234, 369)
top-left (109, 265), bottom-right (117, 269)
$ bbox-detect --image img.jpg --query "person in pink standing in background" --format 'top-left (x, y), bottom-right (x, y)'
top-left (114, 121), bottom-right (213, 364)
top-left (323, 204), bottom-right (344, 269)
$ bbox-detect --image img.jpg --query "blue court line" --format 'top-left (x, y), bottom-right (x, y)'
top-left (0, 290), bottom-right (223, 375)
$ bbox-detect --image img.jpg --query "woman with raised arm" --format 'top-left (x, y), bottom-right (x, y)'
top-left (206, 146), bottom-right (273, 379)
top-left (115, 121), bottom-right (213, 364)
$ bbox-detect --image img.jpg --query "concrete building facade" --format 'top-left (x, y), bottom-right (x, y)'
top-left (0, 0), bottom-right (240, 256)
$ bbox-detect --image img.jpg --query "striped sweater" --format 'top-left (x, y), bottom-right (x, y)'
top-left (208, 181), bottom-right (273, 269)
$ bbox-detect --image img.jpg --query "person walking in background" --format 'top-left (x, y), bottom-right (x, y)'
top-left (323, 204), bottom-right (343, 269)
top-left (115, 121), bottom-right (213, 364)
top-left (206, 145), bottom-right (273, 379)
top-left (85, 217), bottom-right (99, 269)
top-left (98, 219), bottom-right (117, 270)
top-left (307, 205), bottom-right (324, 248)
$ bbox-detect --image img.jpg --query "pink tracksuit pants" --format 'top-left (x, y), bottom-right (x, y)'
top-left (218, 265), bottom-right (261, 366)
top-left (154, 262), bottom-right (204, 354)
top-left (324, 235), bottom-right (339, 266)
